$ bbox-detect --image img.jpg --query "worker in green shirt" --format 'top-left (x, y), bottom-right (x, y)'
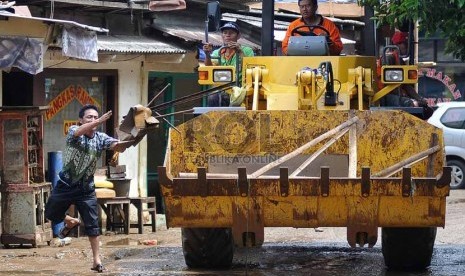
top-left (203, 22), bottom-right (254, 106)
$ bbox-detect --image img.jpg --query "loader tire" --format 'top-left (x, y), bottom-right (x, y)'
top-left (182, 227), bottom-right (234, 269)
top-left (382, 227), bottom-right (436, 270)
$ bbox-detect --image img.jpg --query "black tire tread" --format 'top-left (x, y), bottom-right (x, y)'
top-left (182, 227), bottom-right (234, 269)
top-left (382, 227), bottom-right (436, 270)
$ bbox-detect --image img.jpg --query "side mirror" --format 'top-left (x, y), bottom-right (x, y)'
top-left (206, 1), bottom-right (220, 32)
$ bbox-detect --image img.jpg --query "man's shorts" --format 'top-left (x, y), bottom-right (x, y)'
top-left (45, 179), bottom-right (100, 237)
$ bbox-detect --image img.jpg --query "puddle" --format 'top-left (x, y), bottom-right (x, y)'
top-left (106, 238), bottom-right (139, 246)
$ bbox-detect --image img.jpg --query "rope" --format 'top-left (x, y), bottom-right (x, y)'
top-left (50, 0), bottom-right (54, 19)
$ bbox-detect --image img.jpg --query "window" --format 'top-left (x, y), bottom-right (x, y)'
top-left (440, 107), bottom-right (465, 129)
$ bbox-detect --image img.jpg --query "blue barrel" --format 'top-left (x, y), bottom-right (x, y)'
top-left (48, 151), bottom-right (63, 189)
top-left (48, 151), bottom-right (64, 236)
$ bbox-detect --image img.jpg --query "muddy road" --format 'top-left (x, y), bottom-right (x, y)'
top-left (1, 190), bottom-right (465, 275)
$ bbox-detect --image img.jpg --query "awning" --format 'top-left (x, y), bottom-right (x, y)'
top-left (0, 9), bottom-right (108, 74)
top-left (0, 10), bottom-right (108, 33)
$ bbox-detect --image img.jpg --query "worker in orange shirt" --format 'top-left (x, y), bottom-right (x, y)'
top-left (282, 0), bottom-right (343, 56)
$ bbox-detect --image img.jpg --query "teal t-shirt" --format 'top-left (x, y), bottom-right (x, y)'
top-left (211, 45), bottom-right (254, 66)
top-left (211, 45), bottom-right (254, 83)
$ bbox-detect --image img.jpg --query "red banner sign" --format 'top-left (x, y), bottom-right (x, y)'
top-left (45, 85), bottom-right (101, 121)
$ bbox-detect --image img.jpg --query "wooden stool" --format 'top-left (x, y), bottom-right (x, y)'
top-left (129, 197), bottom-right (156, 234)
top-left (97, 197), bottom-right (130, 234)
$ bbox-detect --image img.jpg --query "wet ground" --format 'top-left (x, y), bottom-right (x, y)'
top-left (109, 243), bottom-right (465, 276)
top-left (1, 190), bottom-right (465, 275)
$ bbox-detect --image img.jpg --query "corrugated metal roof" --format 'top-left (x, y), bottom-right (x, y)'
top-left (97, 35), bottom-right (186, 54)
top-left (152, 25), bottom-right (261, 49)
top-left (222, 12), bottom-right (290, 30)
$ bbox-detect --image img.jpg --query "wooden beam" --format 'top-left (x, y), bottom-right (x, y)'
top-left (249, 2), bottom-right (364, 18)
top-left (26, 0), bottom-right (149, 10)
top-left (373, 146), bottom-right (441, 177)
top-left (0, 17), bottom-right (48, 38)
top-left (188, 0), bottom-right (249, 11)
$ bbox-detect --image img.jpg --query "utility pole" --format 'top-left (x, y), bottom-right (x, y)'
top-left (362, 6), bottom-right (376, 56)
top-left (261, 1), bottom-right (274, 56)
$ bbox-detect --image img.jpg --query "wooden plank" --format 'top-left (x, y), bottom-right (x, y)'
top-left (26, 0), bottom-right (149, 10)
top-left (0, 17), bottom-right (49, 38)
top-left (373, 146), bottom-right (441, 177)
top-left (189, 0), bottom-right (249, 10)
top-left (249, 2), bottom-right (365, 18)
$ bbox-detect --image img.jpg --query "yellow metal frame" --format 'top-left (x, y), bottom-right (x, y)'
top-left (381, 65), bottom-right (418, 84)
top-left (240, 56), bottom-right (377, 111)
top-left (372, 84), bottom-right (402, 103)
top-left (198, 65), bottom-right (236, 85)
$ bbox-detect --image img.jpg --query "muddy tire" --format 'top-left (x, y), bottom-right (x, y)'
top-left (382, 227), bottom-right (436, 270)
top-left (182, 227), bottom-right (234, 269)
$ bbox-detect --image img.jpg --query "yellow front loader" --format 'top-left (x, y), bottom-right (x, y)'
top-left (158, 55), bottom-right (450, 270)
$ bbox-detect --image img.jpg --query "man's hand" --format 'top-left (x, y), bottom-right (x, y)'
top-left (419, 98), bottom-right (429, 108)
top-left (111, 140), bottom-right (134, 153)
top-left (98, 110), bottom-right (112, 124)
top-left (202, 43), bottom-right (213, 64)
top-left (203, 43), bottom-right (213, 54)
top-left (75, 110), bottom-right (112, 137)
top-left (317, 33), bottom-right (333, 45)
top-left (226, 42), bottom-right (242, 52)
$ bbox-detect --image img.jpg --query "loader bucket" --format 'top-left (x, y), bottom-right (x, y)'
top-left (159, 109), bottom-right (449, 270)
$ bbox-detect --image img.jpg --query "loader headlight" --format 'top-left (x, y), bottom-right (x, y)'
top-left (384, 69), bottom-right (404, 82)
top-left (213, 69), bottom-right (233, 82)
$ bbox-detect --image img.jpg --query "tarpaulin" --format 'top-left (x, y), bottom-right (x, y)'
top-left (0, 36), bottom-right (43, 74)
top-left (62, 26), bottom-right (98, 62)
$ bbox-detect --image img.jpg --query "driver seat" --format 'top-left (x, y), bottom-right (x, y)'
top-left (287, 36), bottom-right (329, 56)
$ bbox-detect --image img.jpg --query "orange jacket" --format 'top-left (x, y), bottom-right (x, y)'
top-left (282, 16), bottom-right (343, 56)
